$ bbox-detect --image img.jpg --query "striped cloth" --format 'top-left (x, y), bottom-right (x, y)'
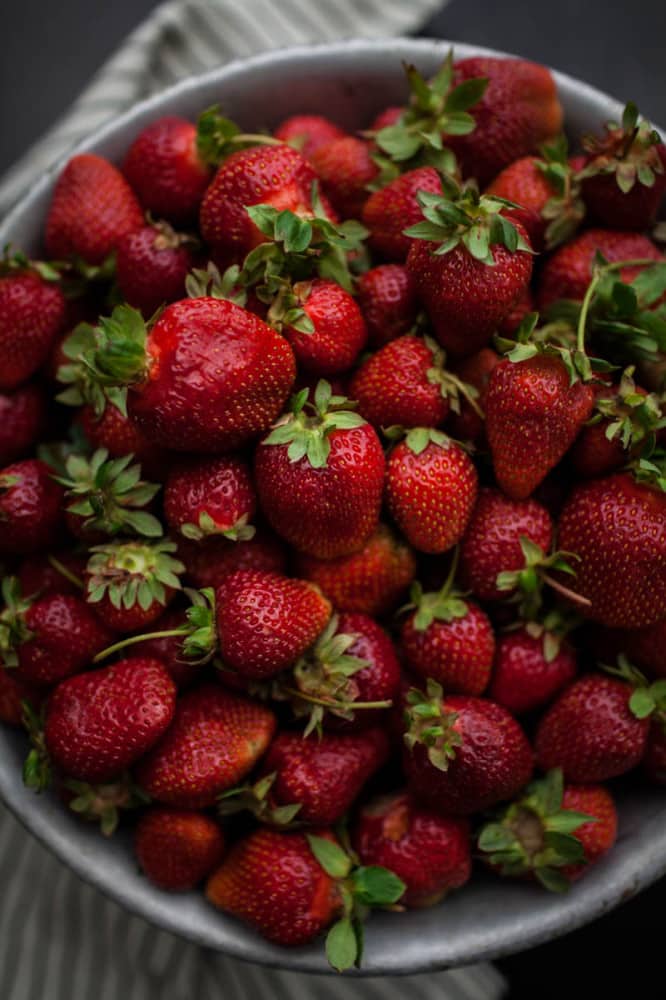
top-left (1, 0), bottom-right (507, 996)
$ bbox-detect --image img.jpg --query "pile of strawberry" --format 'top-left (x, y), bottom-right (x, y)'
top-left (1, 49), bottom-right (665, 972)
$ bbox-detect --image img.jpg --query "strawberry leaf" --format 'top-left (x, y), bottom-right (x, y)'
top-left (325, 917), bottom-right (359, 972)
top-left (306, 834), bottom-right (352, 879)
top-left (351, 866), bottom-right (406, 906)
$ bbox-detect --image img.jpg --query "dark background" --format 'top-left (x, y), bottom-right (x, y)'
top-left (1, 1), bottom-right (664, 996)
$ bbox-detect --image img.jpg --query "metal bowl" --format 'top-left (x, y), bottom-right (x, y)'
top-left (1, 38), bottom-right (664, 976)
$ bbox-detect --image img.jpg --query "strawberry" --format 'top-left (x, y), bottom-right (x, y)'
top-left (0, 383), bottom-right (46, 465)
top-left (535, 674), bottom-right (650, 781)
top-left (135, 807), bottom-right (225, 890)
top-left (537, 228), bottom-right (662, 310)
top-left (206, 829), bottom-right (404, 967)
top-left (446, 347), bottom-right (501, 445)
top-left (78, 402), bottom-right (156, 466)
top-left (0, 667), bottom-right (42, 726)
top-left (164, 455), bottom-right (255, 543)
top-left (285, 612), bottom-right (400, 734)
top-left (350, 335), bottom-right (477, 431)
top-left (216, 569), bottom-right (331, 679)
top-left (310, 137), bottom-right (377, 219)
top-left (115, 223), bottom-right (194, 316)
top-left (279, 279), bottom-right (367, 376)
top-left (497, 286), bottom-right (536, 336)
top-left (353, 791), bottom-right (471, 907)
top-left (45, 154), bottom-right (143, 265)
top-left (222, 727), bottom-right (389, 826)
top-left (0, 271), bottom-right (65, 390)
top-left (489, 625), bottom-right (578, 715)
top-left (84, 538), bottom-right (184, 633)
top-left (361, 167), bottom-right (442, 261)
top-left (356, 264), bottom-right (418, 348)
top-left (200, 144), bottom-right (318, 261)
top-left (273, 115), bottom-right (347, 159)
top-left (295, 524), bottom-right (416, 618)
top-left (177, 529), bottom-right (286, 590)
top-left (478, 768), bottom-right (617, 890)
top-left (369, 107), bottom-right (404, 132)
top-left (459, 488), bottom-right (553, 602)
top-left (0, 578), bottom-right (111, 686)
top-left (400, 569), bottom-right (495, 696)
top-left (448, 56), bottom-right (562, 185)
top-left (0, 459), bottom-right (63, 555)
top-left (557, 472), bottom-right (666, 627)
top-left (135, 684), bottom-right (276, 807)
top-left (406, 186), bottom-right (533, 357)
top-left (69, 300), bottom-right (295, 453)
top-left (485, 354), bottom-right (595, 500)
top-left (254, 381), bottom-right (385, 559)
top-left (43, 657), bottom-right (176, 782)
top-left (402, 680), bottom-right (533, 815)
top-left (579, 102), bottom-right (666, 230)
top-left (18, 551), bottom-right (87, 599)
top-left (385, 428), bottom-right (478, 555)
top-left (122, 116), bottom-right (212, 225)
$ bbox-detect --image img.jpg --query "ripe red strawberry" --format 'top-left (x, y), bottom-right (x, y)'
top-left (385, 428), bottom-right (478, 554)
top-left (18, 551), bottom-right (87, 599)
top-left (356, 264), bottom-right (419, 348)
top-left (115, 223), bottom-right (194, 316)
top-left (497, 286), bottom-right (536, 336)
top-left (489, 626), bottom-right (578, 715)
top-left (44, 657), bottom-right (176, 782)
top-left (45, 154), bottom-right (143, 264)
top-left (224, 727), bottom-right (389, 827)
top-left (78, 402), bottom-right (156, 465)
top-left (177, 529), bottom-right (287, 590)
top-left (216, 569), bottom-right (331, 680)
top-left (459, 488), bottom-right (553, 602)
top-left (350, 335), bottom-right (468, 431)
top-left (353, 791), bottom-right (471, 907)
top-left (135, 807), bottom-right (225, 890)
top-left (280, 279), bottom-right (367, 376)
top-left (406, 188), bottom-right (533, 357)
top-left (557, 472), bottom-right (666, 628)
top-left (485, 354), bottom-right (595, 500)
top-left (84, 539), bottom-right (184, 634)
top-left (0, 459), bottom-right (63, 555)
top-left (200, 144), bottom-right (318, 261)
top-left (273, 115), bottom-right (347, 159)
top-left (0, 272), bottom-right (65, 390)
top-left (82, 300), bottom-right (295, 453)
top-left (537, 228), bottom-right (662, 310)
top-left (0, 667), bottom-right (42, 726)
top-left (310, 137), bottom-right (378, 218)
top-left (478, 768), bottom-right (617, 890)
top-left (254, 382), bottom-right (385, 559)
top-left (400, 576), bottom-right (495, 696)
top-left (0, 580), bottom-right (112, 686)
top-left (295, 524), bottom-right (416, 618)
top-left (402, 680), bottom-right (533, 815)
top-left (362, 167), bottom-right (443, 261)
top-left (0, 383), bottom-right (46, 465)
top-left (164, 455), bottom-right (256, 543)
top-left (123, 116), bottom-right (212, 224)
top-left (135, 684), bottom-right (276, 807)
top-left (448, 57), bottom-right (563, 185)
top-left (536, 674), bottom-right (650, 781)
top-left (446, 347), bottom-right (501, 445)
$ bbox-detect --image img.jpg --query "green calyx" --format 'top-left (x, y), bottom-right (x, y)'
top-left (369, 51), bottom-right (487, 181)
top-left (181, 510), bottom-right (256, 543)
top-left (403, 678), bottom-right (462, 772)
top-left (495, 536), bottom-right (590, 621)
top-left (56, 304), bottom-right (148, 418)
top-left (22, 701), bottom-right (51, 792)
top-left (534, 135), bottom-right (586, 250)
top-left (0, 577), bottom-right (34, 667)
top-left (404, 183), bottom-right (533, 266)
top-left (262, 380), bottom-right (367, 470)
top-left (402, 547), bottom-right (469, 631)
top-left (218, 772), bottom-right (302, 827)
top-left (0, 245), bottom-right (63, 283)
top-left (521, 607), bottom-right (582, 664)
top-left (64, 773), bottom-right (150, 836)
top-left (85, 538), bottom-right (184, 612)
top-left (494, 310), bottom-right (611, 388)
top-left (54, 449), bottom-right (162, 539)
top-left (632, 447), bottom-right (666, 492)
top-left (478, 768), bottom-right (595, 892)
top-left (195, 105), bottom-right (284, 167)
top-left (578, 101), bottom-right (664, 195)
top-left (384, 424), bottom-right (459, 456)
top-left (306, 833), bottom-right (405, 972)
top-left (602, 654), bottom-right (666, 720)
top-left (423, 336), bottom-right (482, 417)
top-left (591, 366), bottom-right (665, 458)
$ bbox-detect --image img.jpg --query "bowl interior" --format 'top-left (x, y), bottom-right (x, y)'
top-left (1, 37), bottom-right (664, 976)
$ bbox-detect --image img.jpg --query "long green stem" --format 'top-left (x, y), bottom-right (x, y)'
top-left (231, 133), bottom-right (284, 147)
top-left (281, 686), bottom-right (392, 711)
top-left (541, 573), bottom-right (592, 608)
top-left (93, 628), bottom-right (189, 663)
top-left (576, 258), bottom-right (662, 354)
top-left (47, 555), bottom-right (84, 591)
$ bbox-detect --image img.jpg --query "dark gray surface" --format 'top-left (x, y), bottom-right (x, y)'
top-left (1, 38), bottom-right (665, 979)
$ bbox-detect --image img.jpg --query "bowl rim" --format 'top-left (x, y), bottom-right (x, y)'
top-left (1, 36), bottom-right (665, 976)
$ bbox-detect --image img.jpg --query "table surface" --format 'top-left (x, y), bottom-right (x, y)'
top-left (1, 1), bottom-right (663, 996)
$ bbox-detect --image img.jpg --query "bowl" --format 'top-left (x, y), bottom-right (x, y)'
top-left (1, 37), bottom-right (665, 976)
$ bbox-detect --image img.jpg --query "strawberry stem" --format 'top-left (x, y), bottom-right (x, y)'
top-left (47, 555), bottom-right (84, 590)
top-left (92, 628), bottom-right (189, 663)
top-left (576, 258), bottom-right (663, 354)
top-left (280, 686), bottom-right (392, 712)
top-left (540, 572), bottom-right (592, 608)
